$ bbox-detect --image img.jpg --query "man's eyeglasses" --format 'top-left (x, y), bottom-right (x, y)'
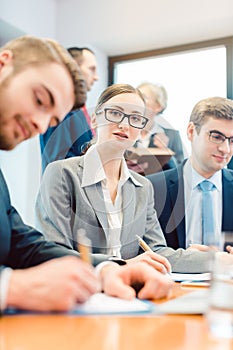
top-left (99, 108), bottom-right (148, 129)
top-left (208, 130), bottom-right (233, 147)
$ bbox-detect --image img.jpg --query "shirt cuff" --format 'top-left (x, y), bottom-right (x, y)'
top-left (95, 261), bottom-right (118, 278)
top-left (0, 268), bottom-right (13, 311)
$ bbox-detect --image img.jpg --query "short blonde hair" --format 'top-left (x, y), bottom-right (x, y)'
top-left (1, 35), bottom-right (87, 110)
top-left (190, 97), bottom-right (233, 130)
top-left (137, 82), bottom-right (168, 113)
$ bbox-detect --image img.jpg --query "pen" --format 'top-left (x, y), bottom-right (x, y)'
top-left (136, 234), bottom-right (153, 252)
top-left (136, 234), bottom-right (172, 275)
top-left (77, 229), bottom-right (92, 264)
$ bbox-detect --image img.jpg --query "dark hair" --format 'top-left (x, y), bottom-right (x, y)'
top-left (67, 47), bottom-right (95, 65)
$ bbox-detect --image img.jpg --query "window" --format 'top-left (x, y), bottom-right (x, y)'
top-left (109, 37), bottom-right (233, 155)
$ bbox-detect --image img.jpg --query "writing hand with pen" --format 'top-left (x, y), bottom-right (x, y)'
top-left (124, 235), bottom-right (172, 275)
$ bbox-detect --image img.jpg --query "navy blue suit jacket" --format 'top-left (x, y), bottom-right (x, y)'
top-left (147, 163), bottom-right (233, 249)
top-left (0, 169), bottom-right (76, 272)
top-left (40, 108), bottom-right (93, 172)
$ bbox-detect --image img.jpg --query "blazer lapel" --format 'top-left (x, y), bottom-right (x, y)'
top-left (77, 160), bottom-right (109, 238)
top-left (84, 182), bottom-right (109, 237)
top-left (166, 164), bottom-right (186, 248)
top-left (222, 169), bottom-right (233, 230)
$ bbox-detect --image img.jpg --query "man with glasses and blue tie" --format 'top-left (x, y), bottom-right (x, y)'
top-left (148, 97), bottom-right (233, 252)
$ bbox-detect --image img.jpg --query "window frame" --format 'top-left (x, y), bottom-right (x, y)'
top-left (108, 36), bottom-right (233, 99)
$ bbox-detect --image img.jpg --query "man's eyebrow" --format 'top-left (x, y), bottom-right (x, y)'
top-left (209, 130), bottom-right (225, 135)
top-left (42, 85), bottom-right (55, 106)
top-left (210, 129), bottom-right (233, 138)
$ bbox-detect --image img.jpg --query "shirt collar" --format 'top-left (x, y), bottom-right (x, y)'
top-left (184, 158), bottom-right (222, 191)
top-left (81, 144), bottom-right (143, 187)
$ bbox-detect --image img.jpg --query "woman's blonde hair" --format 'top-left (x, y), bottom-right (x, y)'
top-left (95, 83), bottom-right (145, 113)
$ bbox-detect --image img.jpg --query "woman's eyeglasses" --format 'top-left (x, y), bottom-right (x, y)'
top-left (98, 108), bottom-right (148, 129)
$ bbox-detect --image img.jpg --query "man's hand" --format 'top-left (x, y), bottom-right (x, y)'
top-left (7, 256), bottom-right (100, 312)
top-left (152, 133), bottom-right (169, 149)
top-left (126, 251), bottom-right (171, 274)
top-left (187, 244), bottom-right (219, 252)
top-left (100, 262), bottom-right (173, 300)
top-left (226, 245), bottom-right (233, 254)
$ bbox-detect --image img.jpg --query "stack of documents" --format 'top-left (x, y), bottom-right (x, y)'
top-left (170, 272), bottom-right (211, 286)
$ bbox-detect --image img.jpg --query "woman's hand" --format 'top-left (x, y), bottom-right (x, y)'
top-left (126, 251), bottom-right (171, 274)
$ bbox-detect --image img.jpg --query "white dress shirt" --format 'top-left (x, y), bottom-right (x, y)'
top-left (183, 159), bottom-right (222, 248)
top-left (83, 145), bottom-right (142, 257)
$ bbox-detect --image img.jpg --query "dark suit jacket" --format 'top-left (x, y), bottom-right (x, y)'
top-left (40, 108), bottom-right (93, 172)
top-left (0, 169), bottom-right (77, 273)
top-left (147, 163), bottom-right (233, 249)
top-left (149, 127), bottom-right (184, 170)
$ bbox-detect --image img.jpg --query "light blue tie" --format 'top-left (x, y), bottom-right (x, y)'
top-left (198, 180), bottom-right (215, 245)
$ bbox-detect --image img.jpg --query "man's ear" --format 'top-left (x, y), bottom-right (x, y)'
top-left (187, 122), bottom-right (195, 141)
top-left (0, 50), bottom-right (13, 69)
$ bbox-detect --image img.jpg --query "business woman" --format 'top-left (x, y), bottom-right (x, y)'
top-left (35, 84), bottom-right (212, 273)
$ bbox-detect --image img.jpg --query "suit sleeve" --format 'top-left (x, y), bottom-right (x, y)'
top-left (168, 130), bottom-right (184, 164)
top-left (0, 169), bottom-right (77, 270)
top-left (143, 180), bottom-right (214, 273)
top-left (35, 161), bottom-right (75, 250)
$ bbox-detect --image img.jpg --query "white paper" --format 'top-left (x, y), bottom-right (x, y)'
top-left (72, 293), bottom-right (155, 315)
top-left (157, 290), bottom-right (209, 314)
top-left (171, 272), bottom-right (211, 282)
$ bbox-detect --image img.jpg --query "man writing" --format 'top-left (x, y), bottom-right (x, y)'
top-left (0, 35), bottom-right (172, 313)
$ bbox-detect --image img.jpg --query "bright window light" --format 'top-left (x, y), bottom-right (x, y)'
top-left (114, 46), bottom-right (226, 155)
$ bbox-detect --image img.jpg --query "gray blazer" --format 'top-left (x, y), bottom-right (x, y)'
top-left (35, 156), bottom-right (214, 272)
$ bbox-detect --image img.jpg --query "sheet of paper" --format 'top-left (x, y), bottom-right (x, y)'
top-left (171, 272), bottom-right (211, 282)
top-left (157, 290), bottom-right (209, 314)
top-left (71, 293), bottom-right (155, 315)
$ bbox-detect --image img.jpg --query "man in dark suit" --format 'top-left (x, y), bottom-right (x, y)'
top-left (40, 47), bottom-right (98, 172)
top-left (148, 97), bottom-right (233, 250)
top-left (0, 36), bottom-right (172, 313)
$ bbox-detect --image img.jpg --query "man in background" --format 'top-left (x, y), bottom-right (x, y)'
top-left (138, 82), bottom-right (184, 170)
top-left (148, 97), bottom-right (233, 250)
top-left (40, 47), bottom-right (99, 172)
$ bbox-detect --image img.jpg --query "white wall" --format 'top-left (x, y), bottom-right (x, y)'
top-left (55, 1), bottom-right (108, 110)
top-left (0, 0), bottom-right (108, 226)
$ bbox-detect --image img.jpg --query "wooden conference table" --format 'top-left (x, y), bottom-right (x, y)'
top-left (0, 284), bottom-right (232, 350)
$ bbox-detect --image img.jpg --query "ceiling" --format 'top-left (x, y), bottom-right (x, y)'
top-left (56, 0), bottom-right (233, 56)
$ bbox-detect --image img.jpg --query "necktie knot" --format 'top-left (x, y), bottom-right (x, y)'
top-left (198, 180), bottom-right (215, 192)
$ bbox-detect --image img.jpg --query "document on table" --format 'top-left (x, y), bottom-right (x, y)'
top-left (71, 293), bottom-right (156, 315)
top-left (170, 272), bottom-right (211, 282)
top-left (157, 290), bottom-right (209, 314)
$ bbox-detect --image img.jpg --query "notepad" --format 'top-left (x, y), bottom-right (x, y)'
top-left (71, 293), bottom-right (155, 315)
top-left (171, 272), bottom-right (211, 282)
